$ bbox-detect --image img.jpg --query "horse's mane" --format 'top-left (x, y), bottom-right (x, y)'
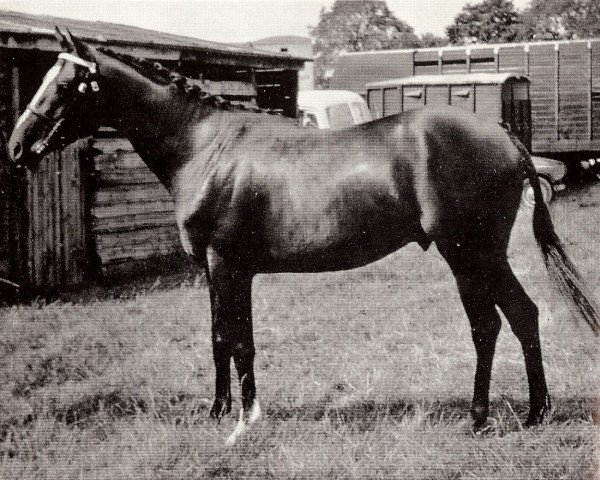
top-left (96, 47), bottom-right (280, 115)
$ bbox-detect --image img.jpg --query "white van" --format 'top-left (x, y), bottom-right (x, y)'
top-left (297, 90), bottom-right (372, 129)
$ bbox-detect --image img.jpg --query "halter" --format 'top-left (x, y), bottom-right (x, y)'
top-left (26, 52), bottom-right (100, 155)
top-left (58, 52), bottom-right (98, 75)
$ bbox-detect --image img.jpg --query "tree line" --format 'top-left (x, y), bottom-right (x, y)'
top-left (310, 0), bottom-right (600, 87)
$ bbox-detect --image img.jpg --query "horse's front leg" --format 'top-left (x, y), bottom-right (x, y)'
top-left (205, 248), bottom-right (260, 436)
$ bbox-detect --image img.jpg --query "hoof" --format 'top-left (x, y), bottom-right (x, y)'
top-left (225, 400), bottom-right (261, 446)
top-left (524, 413), bottom-right (548, 428)
top-left (210, 397), bottom-right (231, 420)
top-left (524, 395), bottom-right (552, 428)
top-left (472, 417), bottom-right (497, 436)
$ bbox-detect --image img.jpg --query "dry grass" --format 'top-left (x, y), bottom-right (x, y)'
top-left (0, 182), bottom-right (598, 479)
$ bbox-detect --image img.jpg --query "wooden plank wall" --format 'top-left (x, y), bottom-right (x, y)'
top-left (25, 143), bottom-right (87, 289)
top-left (591, 41), bottom-right (600, 142)
top-left (1, 55), bottom-right (31, 291)
top-left (61, 143), bottom-right (87, 285)
top-left (0, 51), bottom-right (14, 285)
top-left (91, 136), bottom-right (181, 273)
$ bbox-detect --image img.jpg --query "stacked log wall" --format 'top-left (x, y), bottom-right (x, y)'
top-left (91, 136), bottom-right (181, 274)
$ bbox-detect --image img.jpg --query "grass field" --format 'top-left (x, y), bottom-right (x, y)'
top-left (0, 182), bottom-right (599, 479)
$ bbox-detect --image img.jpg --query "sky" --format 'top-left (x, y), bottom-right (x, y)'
top-left (0, 0), bottom-right (531, 43)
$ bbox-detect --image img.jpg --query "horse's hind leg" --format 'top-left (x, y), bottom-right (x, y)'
top-left (437, 241), bottom-right (503, 431)
top-left (438, 241), bottom-right (550, 429)
top-left (492, 260), bottom-right (550, 426)
top-left (205, 248), bottom-right (259, 432)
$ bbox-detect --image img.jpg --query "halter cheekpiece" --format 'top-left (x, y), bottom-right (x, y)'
top-left (58, 52), bottom-right (100, 92)
top-left (28, 52), bottom-right (100, 155)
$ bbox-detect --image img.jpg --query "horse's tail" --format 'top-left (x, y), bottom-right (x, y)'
top-left (508, 131), bottom-right (600, 335)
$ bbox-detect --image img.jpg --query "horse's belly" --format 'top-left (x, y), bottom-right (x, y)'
top-left (258, 234), bottom-right (416, 273)
top-left (256, 208), bottom-right (423, 273)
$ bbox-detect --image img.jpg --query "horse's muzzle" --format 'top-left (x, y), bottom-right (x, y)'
top-left (9, 140), bottom-right (22, 163)
top-left (7, 137), bottom-right (43, 168)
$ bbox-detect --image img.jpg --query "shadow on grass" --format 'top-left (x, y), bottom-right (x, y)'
top-left (0, 253), bottom-right (203, 307)
top-left (261, 394), bottom-right (599, 432)
top-left (0, 390), bottom-right (149, 443)
top-left (54, 390), bottom-right (148, 425)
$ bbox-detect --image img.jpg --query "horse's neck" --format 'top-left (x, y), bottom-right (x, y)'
top-left (98, 55), bottom-right (199, 189)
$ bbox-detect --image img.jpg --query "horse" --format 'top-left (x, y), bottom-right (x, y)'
top-left (8, 28), bottom-right (599, 443)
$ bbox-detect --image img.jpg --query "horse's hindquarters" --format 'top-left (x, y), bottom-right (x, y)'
top-left (412, 109), bottom-right (524, 245)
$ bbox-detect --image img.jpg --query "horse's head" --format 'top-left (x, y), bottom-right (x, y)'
top-left (8, 27), bottom-right (102, 167)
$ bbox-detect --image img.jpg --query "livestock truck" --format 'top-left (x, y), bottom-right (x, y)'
top-left (331, 39), bottom-right (600, 169)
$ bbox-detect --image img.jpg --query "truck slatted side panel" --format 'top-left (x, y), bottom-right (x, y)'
top-left (332, 52), bottom-right (413, 93)
top-left (333, 39), bottom-right (600, 157)
top-left (477, 85), bottom-right (502, 120)
top-left (450, 84), bottom-right (474, 112)
top-left (367, 74), bottom-right (530, 148)
top-left (425, 86), bottom-right (449, 110)
top-left (470, 48), bottom-right (496, 72)
top-left (559, 42), bottom-right (590, 141)
top-left (368, 88), bottom-right (384, 118)
top-left (414, 51), bottom-right (439, 76)
top-left (498, 46), bottom-right (525, 74)
top-left (383, 87), bottom-right (401, 116)
top-left (528, 44), bottom-right (557, 146)
top-left (441, 50), bottom-right (467, 74)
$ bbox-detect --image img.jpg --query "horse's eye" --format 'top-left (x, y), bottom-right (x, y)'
top-left (56, 83), bottom-right (70, 93)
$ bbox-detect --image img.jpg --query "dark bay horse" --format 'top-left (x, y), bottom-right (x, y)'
top-left (8, 29), bottom-right (599, 442)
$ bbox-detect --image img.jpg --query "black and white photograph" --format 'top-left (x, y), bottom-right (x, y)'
top-left (0, 0), bottom-right (598, 478)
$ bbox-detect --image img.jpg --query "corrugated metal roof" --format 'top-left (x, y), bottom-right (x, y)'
top-left (367, 72), bottom-right (530, 88)
top-left (0, 9), bottom-right (308, 63)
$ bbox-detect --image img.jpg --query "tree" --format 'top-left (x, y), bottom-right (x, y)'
top-left (519, 0), bottom-right (600, 40)
top-left (309, 0), bottom-right (421, 87)
top-left (419, 33), bottom-right (449, 48)
top-left (446, 0), bottom-right (523, 45)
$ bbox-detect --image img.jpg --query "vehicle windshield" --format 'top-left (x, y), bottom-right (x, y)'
top-left (326, 103), bottom-right (355, 129)
top-left (298, 109), bottom-right (319, 128)
top-left (352, 102), bottom-right (372, 123)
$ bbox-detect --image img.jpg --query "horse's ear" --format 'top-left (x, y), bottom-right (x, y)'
top-left (55, 26), bottom-right (73, 51)
top-left (55, 26), bottom-right (92, 59)
top-left (64, 28), bottom-right (87, 57)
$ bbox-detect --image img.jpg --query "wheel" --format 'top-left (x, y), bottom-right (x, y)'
top-left (521, 176), bottom-right (553, 207)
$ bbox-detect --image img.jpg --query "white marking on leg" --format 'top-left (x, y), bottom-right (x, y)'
top-left (225, 407), bottom-right (246, 446)
top-left (225, 400), bottom-right (261, 446)
top-left (248, 400), bottom-right (261, 424)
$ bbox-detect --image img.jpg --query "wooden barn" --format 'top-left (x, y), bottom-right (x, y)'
top-left (0, 10), bottom-right (308, 294)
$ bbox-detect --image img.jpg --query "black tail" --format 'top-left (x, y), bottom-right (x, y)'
top-left (509, 133), bottom-right (600, 335)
